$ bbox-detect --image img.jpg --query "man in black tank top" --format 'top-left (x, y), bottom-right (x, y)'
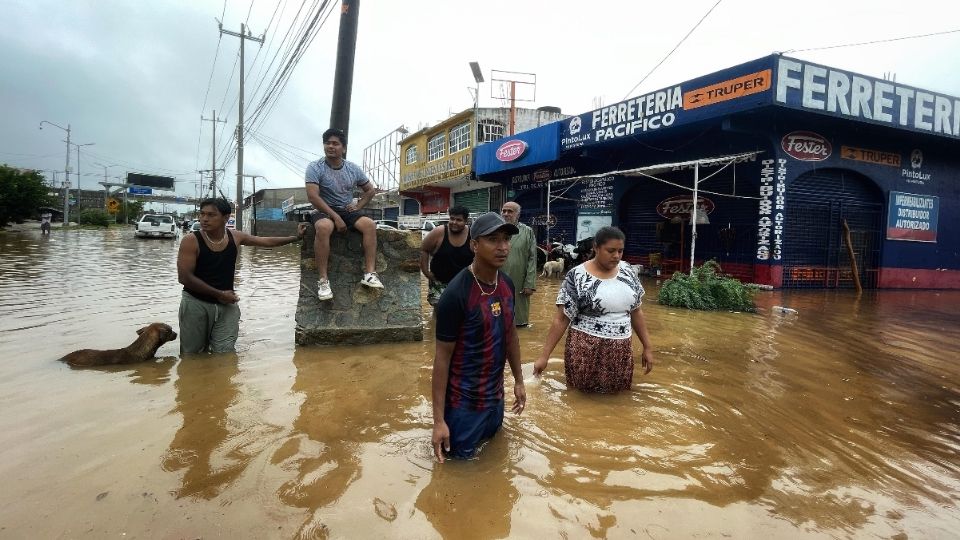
top-left (419, 206), bottom-right (474, 306)
top-left (176, 198), bottom-right (307, 354)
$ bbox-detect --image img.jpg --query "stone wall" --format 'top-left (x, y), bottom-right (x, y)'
top-left (295, 227), bottom-right (423, 345)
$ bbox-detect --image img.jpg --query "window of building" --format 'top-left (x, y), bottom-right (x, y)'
top-left (477, 120), bottom-right (505, 143)
top-left (427, 133), bottom-right (446, 161)
top-left (405, 145), bottom-right (418, 165)
top-left (448, 122), bottom-right (471, 154)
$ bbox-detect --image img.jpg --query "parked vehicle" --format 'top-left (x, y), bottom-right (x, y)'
top-left (134, 214), bottom-right (178, 239)
top-left (374, 219), bottom-right (400, 231)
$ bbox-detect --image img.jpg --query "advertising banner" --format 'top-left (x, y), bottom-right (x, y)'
top-left (887, 191), bottom-right (938, 242)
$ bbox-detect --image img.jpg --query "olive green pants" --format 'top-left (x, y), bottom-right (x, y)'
top-left (178, 291), bottom-right (241, 354)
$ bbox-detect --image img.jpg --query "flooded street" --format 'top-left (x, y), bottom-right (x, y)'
top-left (1, 227), bottom-right (958, 539)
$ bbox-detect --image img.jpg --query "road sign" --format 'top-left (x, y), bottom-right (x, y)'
top-left (128, 187), bottom-right (152, 195)
top-left (107, 198), bottom-right (120, 213)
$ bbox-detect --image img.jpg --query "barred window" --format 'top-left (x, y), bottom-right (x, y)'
top-left (448, 122), bottom-right (471, 153)
top-left (477, 120), bottom-right (505, 143)
top-left (405, 145), bottom-right (418, 165)
top-left (427, 133), bottom-right (446, 161)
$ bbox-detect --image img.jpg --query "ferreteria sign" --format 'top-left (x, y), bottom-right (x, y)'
top-left (560, 56), bottom-right (775, 152)
top-left (559, 54), bottom-right (960, 154)
top-left (775, 57), bottom-right (960, 140)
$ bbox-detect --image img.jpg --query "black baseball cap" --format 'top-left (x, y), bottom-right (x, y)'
top-left (470, 212), bottom-right (519, 239)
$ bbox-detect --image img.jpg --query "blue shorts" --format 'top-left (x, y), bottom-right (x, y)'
top-left (444, 400), bottom-right (504, 459)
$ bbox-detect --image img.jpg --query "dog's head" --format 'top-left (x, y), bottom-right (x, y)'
top-left (137, 323), bottom-right (178, 343)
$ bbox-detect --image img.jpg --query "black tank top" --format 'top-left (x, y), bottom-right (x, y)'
top-left (185, 230), bottom-right (237, 304)
top-left (430, 225), bottom-right (474, 284)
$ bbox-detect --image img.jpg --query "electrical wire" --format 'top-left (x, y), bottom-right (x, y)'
top-left (782, 28), bottom-right (960, 54)
top-left (622, 0), bottom-right (723, 100)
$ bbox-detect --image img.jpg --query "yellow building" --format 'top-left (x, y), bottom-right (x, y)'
top-left (399, 106), bottom-right (566, 215)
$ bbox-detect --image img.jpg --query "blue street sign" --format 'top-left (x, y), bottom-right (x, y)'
top-left (128, 187), bottom-right (152, 195)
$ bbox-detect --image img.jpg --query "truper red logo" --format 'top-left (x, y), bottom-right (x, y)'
top-left (781, 131), bottom-right (832, 161)
top-left (495, 140), bottom-right (528, 162)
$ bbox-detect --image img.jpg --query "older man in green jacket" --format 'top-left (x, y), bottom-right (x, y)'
top-left (500, 201), bottom-right (537, 327)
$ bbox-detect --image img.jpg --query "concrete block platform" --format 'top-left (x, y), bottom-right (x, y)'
top-left (295, 227), bottom-right (424, 345)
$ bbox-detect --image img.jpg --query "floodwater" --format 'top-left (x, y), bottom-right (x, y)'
top-left (1, 226), bottom-right (958, 539)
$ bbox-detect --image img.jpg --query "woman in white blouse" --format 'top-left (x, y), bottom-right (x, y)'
top-left (534, 226), bottom-right (654, 392)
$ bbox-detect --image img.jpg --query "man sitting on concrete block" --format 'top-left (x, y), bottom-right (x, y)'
top-left (305, 128), bottom-right (384, 301)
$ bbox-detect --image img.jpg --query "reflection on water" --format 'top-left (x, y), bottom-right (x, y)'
top-left (0, 227), bottom-right (958, 538)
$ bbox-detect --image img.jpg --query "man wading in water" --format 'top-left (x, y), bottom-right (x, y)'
top-left (431, 212), bottom-right (527, 462)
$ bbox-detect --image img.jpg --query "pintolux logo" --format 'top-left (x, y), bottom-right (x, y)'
top-left (781, 131), bottom-right (832, 161)
top-left (495, 140), bottom-right (528, 162)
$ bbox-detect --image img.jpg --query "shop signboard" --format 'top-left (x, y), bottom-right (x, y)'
top-left (774, 57), bottom-right (960, 141)
top-left (560, 56), bottom-right (775, 152)
top-left (886, 191), bottom-right (938, 242)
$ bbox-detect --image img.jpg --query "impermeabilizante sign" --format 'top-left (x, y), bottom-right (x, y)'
top-left (887, 191), bottom-right (939, 242)
top-left (559, 55), bottom-right (960, 152)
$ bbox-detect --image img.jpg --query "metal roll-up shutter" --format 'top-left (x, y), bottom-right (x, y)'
top-left (782, 168), bottom-right (883, 288)
top-left (402, 198), bottom-right (420, 216)
top-left (514, 190), bottom-right (575, 245)
top-left (453, 188), bottom-right (490, 214)
top-left (383, 207), bottom-right (399, 220)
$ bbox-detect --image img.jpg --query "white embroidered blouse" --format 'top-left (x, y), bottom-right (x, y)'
top-left (556, 261), bottom-right (645, 339)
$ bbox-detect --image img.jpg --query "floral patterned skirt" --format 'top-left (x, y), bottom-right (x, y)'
top-left (564, 328), bottom-right (634, 393)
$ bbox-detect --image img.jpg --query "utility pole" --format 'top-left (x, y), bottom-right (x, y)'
top-left (39, 121), bottom-right (71, 224)
top-left (242, 174), bottom-right (265, 235)
top-left (220, 21), bottom-right (264, 231)
top-left (201, 110), bottom-right (226, 197)
top-left (330, 0), bottom-right (361, 140)
top-left (66, 141), bottom-right (94, 210)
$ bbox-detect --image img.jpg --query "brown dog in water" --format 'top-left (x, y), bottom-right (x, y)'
top-left (60, 323), bottom-right (178, 367)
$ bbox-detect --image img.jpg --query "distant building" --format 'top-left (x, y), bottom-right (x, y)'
top-left (398, 106), bottom-right (568, 215)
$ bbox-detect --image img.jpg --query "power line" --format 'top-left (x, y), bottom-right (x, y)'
top-left (622, 0), bottom-right (723, 100)
top-left (782, 28), bottom-right (960, 54)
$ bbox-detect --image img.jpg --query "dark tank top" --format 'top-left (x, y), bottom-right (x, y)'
top-left (430, 225), bottom-right (474, 284)
top-left (185, 230), bottom-right (237, 304)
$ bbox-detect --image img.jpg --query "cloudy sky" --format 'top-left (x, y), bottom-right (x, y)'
top-left (2, 0), bottom-right (958, 211)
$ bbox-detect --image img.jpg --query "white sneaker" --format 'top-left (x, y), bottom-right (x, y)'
top-left (317, 278), bottom-right (333, 300)
top-left (361, 272), bottom-right (384, 289)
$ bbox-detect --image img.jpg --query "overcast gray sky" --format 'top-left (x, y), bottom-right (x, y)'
top-left (2, 0), bottom-right (958, 211)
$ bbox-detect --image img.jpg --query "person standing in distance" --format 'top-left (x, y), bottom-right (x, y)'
top-left (305, 128), bottom-right (383, 301)
top-left (177, 198), bottom-right (307, 354)
top-left (500, 201), bottom-right (537, 327)
top-left (420, 205), bottom-right (474, 306)
top-left (432, 212), bottom-right (527, 462)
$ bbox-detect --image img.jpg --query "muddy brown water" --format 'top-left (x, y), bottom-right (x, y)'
top-left (0, 227), bottom-right (958, 539)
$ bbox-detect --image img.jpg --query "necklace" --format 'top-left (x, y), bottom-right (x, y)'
top-left (201, 229), bottom-right (227, 248)
top-left (469, 264), bottom-right (498, 296)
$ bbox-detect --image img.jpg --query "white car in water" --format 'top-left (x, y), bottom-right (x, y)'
top-left (134, 214), bottom-right (178, 239)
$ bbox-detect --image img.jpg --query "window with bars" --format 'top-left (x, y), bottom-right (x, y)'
top-left (405, 145), bottom-right (418, 165)
top-left (477, 120), bottom-right (505, 143)
top-left (427, 133), bottom-right (445, 161)
top-left (448, 122), bottom-right (471, 153)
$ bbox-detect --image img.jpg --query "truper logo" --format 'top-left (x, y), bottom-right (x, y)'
top-left (781, 131), bottom-right (832, 161)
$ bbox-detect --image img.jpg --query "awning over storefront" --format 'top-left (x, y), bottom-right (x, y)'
top-left (474, 123), bottom-right (561, 176)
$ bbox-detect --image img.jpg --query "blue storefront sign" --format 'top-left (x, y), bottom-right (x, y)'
top-left (128, 186), bottom-right (152, 195)
top-left (560, 56), bottom-right (776, 152)
top-left (887, 191), bottom-right (938, 242)
top-left (775, 57), bottom-right (960, 141)
top-left (474, 123), bottom-right (560, 176)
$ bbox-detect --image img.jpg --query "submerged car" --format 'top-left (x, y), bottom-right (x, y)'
top-left (134, 214), bottom-right (177, 239)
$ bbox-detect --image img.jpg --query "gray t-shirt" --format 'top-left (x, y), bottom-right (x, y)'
top-left (304, 158), bottom-right (370, 209)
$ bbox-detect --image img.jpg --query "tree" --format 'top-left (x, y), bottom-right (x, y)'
top-left (115, 199), bottom-right (144, 224)
top-left (0, 164), bottom-right (56, 227)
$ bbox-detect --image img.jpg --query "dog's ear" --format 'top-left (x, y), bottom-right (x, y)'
top-left (136, 327), bottom-right (146, 335)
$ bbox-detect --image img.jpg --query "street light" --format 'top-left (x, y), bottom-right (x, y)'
top-left (94, 162), bottom-right (120, 213)
top-left (469, 61), bottom-right (484, 166)
top-left (66, 141), bottom-right (95, 210)
top-left (39, 120), bottom-right (71, 223)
